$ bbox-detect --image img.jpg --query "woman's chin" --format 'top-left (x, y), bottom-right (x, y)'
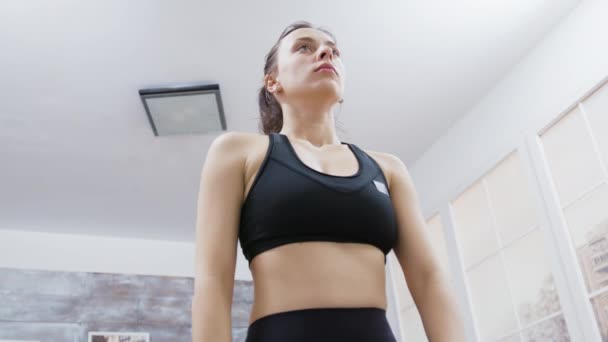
top-left (310, 92), bottom-right (340, 104)
top-left (310, 84), bottom-right (342, 98)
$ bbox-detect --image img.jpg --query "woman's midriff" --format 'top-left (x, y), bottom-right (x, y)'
top-left (247, 241), bottom-right (389, 326)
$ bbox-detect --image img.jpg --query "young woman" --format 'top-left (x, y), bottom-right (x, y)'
top-left (192, 21), bottom-right (465, 342)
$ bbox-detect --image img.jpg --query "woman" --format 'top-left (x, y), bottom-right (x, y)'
top-left (192, 21), bottom-right (465, 342)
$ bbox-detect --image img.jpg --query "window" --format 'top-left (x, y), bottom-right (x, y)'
top-left (540, 80), bottom-right (608, 339)
top-left (451, 151), bottom-right (569, 341)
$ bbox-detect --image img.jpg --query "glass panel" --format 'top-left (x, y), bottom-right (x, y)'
top-left (591, 291), bottom-right (608, 341)
top-left (485, 151), bottom-right (540, 246)
top-left (562, 183), bottom-right (608, 292)
top-left (388, 251), bottom-right (415, 308)
top-left (400, 305), bottom-right (428, 342)
top-left (467, 253), bottom-right (518, 340)
top-left (503, 229), bottom-right (561, 324)
top-left (540, 106), bottom-right (604, 206)
top-left (497, 333), bottom-right (522, 342)
top-left (144, 92), bottom-right (223, 135)
top-left (583, 81), bottom-right (608, 169)
top-left (452, 180), bottom-right (499, 268)
top-left (427, 214), bottom-right (451, 277)
top-left (521, 315), bottom-right (570, 341)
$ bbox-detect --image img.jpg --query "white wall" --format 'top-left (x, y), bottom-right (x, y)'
top-left (411, 0), bottom-right (608, 216)
top-left (0, 229), bottom-right (196, 277)
top-left (0, 229), bottom-right (252, 280)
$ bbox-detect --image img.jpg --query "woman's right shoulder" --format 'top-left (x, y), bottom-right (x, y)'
top-left (205, 131), bottom-right (270, 172)
top-left (208, 131), bottom-right (269, 156)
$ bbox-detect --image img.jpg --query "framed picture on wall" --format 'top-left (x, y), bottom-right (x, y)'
top-left (87, 332), bottom-right (149, 342)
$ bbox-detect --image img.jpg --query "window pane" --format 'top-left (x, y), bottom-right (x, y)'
top-left (540, 106), bottom-right (605, 206)
top-left (467, 254), bottom-right (518, 340)
top-left (562, 183), bottom-right (608, 292)
top-left (452, 180), bottom-right (500, 268)
top-left (521, 315), bottom-right (570, 342)
top-left (583, 81), bottom-right (608, 168)
top-left (388, 251), bottom-right (415, 308)
top-left (591, 291), bottom-right (608, 341)
top-left (540, 90), bottom-right (608, 335)
top-left (485, 152), bottom-right (540, 245)
top-left (503, 229), bottom-right (562, 325)
top-left (498, 333), bottom-right (522, 342)
top-left (400, 305), bottom-right (428, 342)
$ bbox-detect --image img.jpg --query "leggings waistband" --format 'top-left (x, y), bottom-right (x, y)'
top-left (245, 307), bottom-right (396, 342)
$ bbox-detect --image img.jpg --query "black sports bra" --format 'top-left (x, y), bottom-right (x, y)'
top-left (238, 133), bottom-right (398, 267)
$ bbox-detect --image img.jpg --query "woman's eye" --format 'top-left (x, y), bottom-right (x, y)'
top-left (297, 44), bottom-right (340, 57)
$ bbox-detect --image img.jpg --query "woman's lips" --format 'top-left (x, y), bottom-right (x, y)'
top-left (316, 67), bottom-right (337, 75)
top-left (314, 63), bottom-right (337, 74)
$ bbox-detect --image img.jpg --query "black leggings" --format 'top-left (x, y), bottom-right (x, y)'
top-left (244, 307), bottom-right (397, 342)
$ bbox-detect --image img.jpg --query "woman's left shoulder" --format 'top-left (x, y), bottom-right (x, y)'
top-left (361, 148), bottom-right (406, 190)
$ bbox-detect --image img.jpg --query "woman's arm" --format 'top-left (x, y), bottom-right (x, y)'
top-left (387, 154), bottom-right (466, 342)
top-left (192, 132), bottom-right (246, 342)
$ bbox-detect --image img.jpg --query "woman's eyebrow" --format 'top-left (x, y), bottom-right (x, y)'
top-left (292, 36), bottom-right (337, 47)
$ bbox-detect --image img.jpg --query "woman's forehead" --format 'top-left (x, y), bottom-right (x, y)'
top-left (283, 28), bottom-right (336, 46)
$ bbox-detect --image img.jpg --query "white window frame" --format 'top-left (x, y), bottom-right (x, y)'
top-left (389, 76), bottom-right (608, 341)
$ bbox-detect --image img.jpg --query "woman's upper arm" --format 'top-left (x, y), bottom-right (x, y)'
top-left (193, 132), bottom-right (246, 291)
top-left (387, 154), bottom-right (443, 288)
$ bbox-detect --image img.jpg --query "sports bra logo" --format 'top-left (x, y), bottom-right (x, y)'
top-left (373, 180), bottom-right (389, 195)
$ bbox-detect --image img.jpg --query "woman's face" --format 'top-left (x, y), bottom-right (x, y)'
top-left (268, 28), bottom-right (345, 104)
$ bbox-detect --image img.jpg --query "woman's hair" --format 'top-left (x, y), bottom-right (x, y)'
top-left (258, 21), bottom-right (338, 135)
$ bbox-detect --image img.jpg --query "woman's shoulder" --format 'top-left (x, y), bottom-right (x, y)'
top-left (211, 131), bottom-right (268, 150)
top-left (213, 130), bottom-right (266, 141)
top-left (212, 131), bottom-right (271, 182)
top-left (360, 147), bottom-right (404, 191)
top-left (207, 131), bottom-right (267, 166)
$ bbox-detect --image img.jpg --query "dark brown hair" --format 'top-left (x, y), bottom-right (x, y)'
top-left (258, 21), bottom-right (339, 135)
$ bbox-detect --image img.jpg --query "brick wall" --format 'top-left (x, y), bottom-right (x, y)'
top-left (0, 268), bottom-right (253, 342)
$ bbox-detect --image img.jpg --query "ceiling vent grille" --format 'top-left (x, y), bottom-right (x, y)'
top-left (139, 83), bottom-right (227, 136)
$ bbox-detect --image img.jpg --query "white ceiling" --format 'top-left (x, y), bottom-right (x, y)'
top-left (0, 0), bottom-right (580, 241)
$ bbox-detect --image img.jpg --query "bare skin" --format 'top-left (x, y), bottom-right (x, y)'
top-left (240, 132), bottom-right (394, 325)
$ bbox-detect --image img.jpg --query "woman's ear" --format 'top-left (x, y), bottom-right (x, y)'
top-left (264, 74), bottom-right (282, 94)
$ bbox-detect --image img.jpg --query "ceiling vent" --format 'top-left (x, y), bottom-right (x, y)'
top-left (139, 83), bottom-right (227, 136)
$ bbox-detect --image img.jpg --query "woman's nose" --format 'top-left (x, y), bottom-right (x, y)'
top-left (318, 46), bottom-right (334, 60)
